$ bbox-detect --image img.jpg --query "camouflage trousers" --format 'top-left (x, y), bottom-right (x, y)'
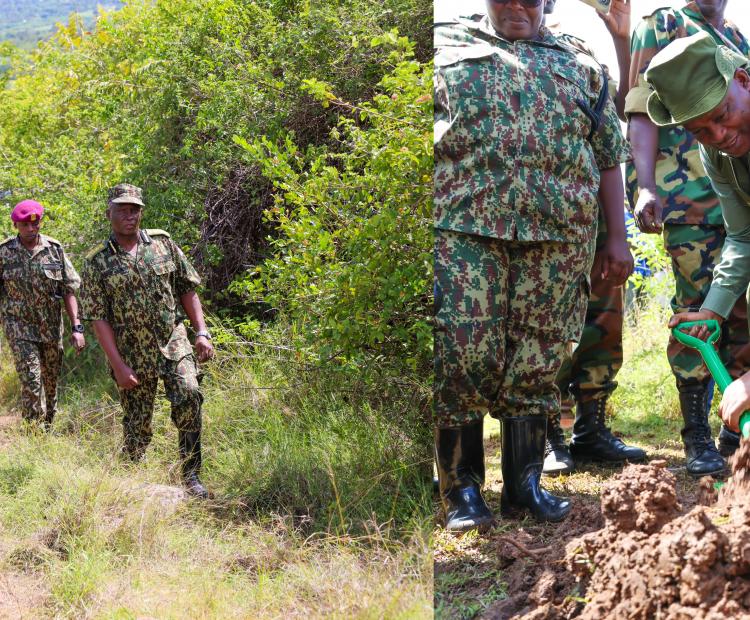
top-left (118, 353), bottom-right (203, 455)
top-left (556, 238), bottom-right (624, 405)
top-left (434, 229), bottom-right (592, 428)
top-left (665, 223), bottom-right (750, 386)
top-left (8, 338), bottom-right (63, 424)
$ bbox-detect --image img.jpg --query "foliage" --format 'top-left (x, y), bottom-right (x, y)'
top-left (232, 34), bottom-right (432, 369)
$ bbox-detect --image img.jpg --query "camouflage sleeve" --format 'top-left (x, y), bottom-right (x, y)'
top-left (79, 261), bottom-right (108, 322)
top-left (61, 250), bottom-right (81, 294)
top-left (589, 72), bottom-right (630, 170)
top-left (625, 13), bottom-right (673, 116)
top-left (171, 240), bottom-right (201, 297)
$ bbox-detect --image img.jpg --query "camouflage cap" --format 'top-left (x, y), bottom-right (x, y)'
top-left (108, 183), bottom-right (145, 207)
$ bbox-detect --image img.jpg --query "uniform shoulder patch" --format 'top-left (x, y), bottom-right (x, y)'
top-left (85, 241), bottom-right (107, 261)
top-left (44, 235), bottom-right (62, 246)
top-left (0, 236), bottom-right (15, 247)
top-left (145, 229), bottom-right (171, 238)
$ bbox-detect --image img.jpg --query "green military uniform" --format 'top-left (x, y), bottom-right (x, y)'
top-left (626, 2), bottom-right (750, 388)
top-left (434, 15), bottom-right (629, 428)
top-left (0, 234), bottom-right (80, 423)
top-left (553, 32), bottom-right (624, 408)
top-left (79, 229), bottom-right (202, 454)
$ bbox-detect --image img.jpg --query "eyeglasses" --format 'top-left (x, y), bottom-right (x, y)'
top-left (490, 0), bottom-right (545, 7)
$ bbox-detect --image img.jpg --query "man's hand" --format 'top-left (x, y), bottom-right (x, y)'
top-left (195, 335), bottom-right (214, 363)
top-left (634, 187), bottom-right (664, 234)
top-left (113, 363), bottom-right (139, 390)
top-left (70, 332), bottom-right (85, 355)
top-left (668, 309), bottom-right (724, 341)
top-left (598, 0), bottom-right (630, 41)
top-left (599, 239), bottom-right (634, 285)
top-left (719, 372), bottom-right (750, 432)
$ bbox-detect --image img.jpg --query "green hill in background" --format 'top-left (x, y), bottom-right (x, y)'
top-left (0, 0), bottom-right (123, 48)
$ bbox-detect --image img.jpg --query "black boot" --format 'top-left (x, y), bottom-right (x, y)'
top-left (179, 430), bottom-right (211, 499)
top-left (500, 416), bottom-right (571, 522)
top-left (569, 399), bottom-right (646, 464)
top-left (679, 384), bottom-right (726, 477)
top-left (543, 413), bottom-right (574, 476)
top-left (435, 421), bottom-right (494, 532)
top-left (718, 425), bottom-right (741, 458)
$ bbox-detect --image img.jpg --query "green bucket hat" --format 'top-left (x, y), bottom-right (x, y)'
top-left (645, 31), bottom-right (748, 128)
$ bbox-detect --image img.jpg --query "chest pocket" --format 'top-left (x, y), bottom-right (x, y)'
top-left (435, 47), bottom-right (498, 147)
top-left (549, 61), bottom-right (594, 137)
top-left (42, 261), bottom-right (64, 281)
top-left (151, 259), bottom-right (176, 276)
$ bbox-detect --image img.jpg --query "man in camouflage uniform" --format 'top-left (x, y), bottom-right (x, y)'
top-left (80, 184), bottom-right (215, 498)
top-left (434, 0), bottom-right (631, 531)
top-left (544, 0), bottom-right (647, 475)
top-left (0, 200), bottom-right (85, 428)
top-left (627, 0), bottom-right (750, 476)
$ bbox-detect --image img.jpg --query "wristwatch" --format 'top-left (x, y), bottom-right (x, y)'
top-left (72, 324), bottom-right (85, 334)
top-left (195, 330), bottom-right (212, 340)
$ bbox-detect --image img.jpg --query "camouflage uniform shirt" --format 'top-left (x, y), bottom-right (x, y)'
top-left (434, 15), bottom-right (629, 244)
top-left (625, 2), bottom-right (750, 225)
top-left (79, 229), bottom-right (200, 378)
top-left (0, 234), bottom-right (80, 344)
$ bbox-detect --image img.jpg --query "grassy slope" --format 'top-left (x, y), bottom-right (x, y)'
top-left (0, 336), bottom-right (432, 619)
top-left (434, 285), bottom-right (728, 619)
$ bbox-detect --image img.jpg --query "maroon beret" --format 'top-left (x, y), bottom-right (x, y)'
top-left (11, 200), bottom-right (44, 223)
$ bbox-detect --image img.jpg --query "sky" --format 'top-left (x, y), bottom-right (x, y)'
top-left (434, 0), bottom-right (750, 86)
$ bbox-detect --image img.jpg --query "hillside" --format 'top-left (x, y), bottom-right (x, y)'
top-left (0, 0), bottom-right (123, 48)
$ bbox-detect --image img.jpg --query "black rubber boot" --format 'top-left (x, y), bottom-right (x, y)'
top-left (500, 416), bottom-right (571, 522)
top-left (718, 425), bottom-right (741, 458)
top-left (542, 413), bottom-right (574, 476)
top-left (569, 399), bottom-right (646, 464)
top-left (679, 384), bottom-right (726, 477)
top-left (179, 430), bottom-right (211, 499)
top-left (435, 421), bottom-right (495, 532)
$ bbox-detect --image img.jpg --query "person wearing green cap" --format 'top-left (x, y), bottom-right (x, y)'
top-left (646, 32), bottom-right (750, 437)
top-left (626, 1), bottom-right (750, 477)
top-left (79, 183), bottom-right (215, 499)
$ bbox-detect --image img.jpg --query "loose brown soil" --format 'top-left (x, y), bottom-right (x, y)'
top-left (434, 434), bottom-right (750, 619)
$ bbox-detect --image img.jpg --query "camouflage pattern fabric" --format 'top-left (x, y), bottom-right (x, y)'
top-left (119, 354), bottom-right (202, 454)
top-left (556, 213), bottom-right (624, 405)
top-left (625, 1), bottom-right (750, 225)
top-left (434, 16), bottom-right (629, 245)
top-left (433, 16), bottom-right (628, 428)
top-left (664, 223), bottom-right (750, 386)
top-left (79, 229), bottom-right (200, 379)
top-left (434, 229), bottom-right (593, 427)
top-left (8, 339), bottom-right (63, 423)
top-left (0, 234), bottom-right (80, 345)
top-left (80, 229), bottom-right (204, 451)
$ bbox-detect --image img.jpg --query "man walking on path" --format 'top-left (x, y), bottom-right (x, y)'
top-left (80, 183), bottom-right (215, 498)
top-left (0, 200), bottom-right (85, 429)
top-left (626, 0), bottom-right (750, 476)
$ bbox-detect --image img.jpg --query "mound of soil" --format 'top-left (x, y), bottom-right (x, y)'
top-left (561, 448), bottom-right (750, 619)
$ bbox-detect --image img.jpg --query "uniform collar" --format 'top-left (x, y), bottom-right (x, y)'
top-left (15, 234), bottom-right (49, 256)
top-left (108, 229), bottom-right (152, 254)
